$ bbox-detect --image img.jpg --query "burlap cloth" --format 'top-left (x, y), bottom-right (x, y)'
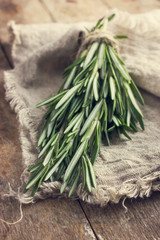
top-left (4, 9), bottom-right (160, 206)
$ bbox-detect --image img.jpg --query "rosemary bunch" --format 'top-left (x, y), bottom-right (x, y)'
top-left (24, 15), bottom-right (144, 197)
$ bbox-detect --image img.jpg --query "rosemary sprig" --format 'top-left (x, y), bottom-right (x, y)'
top-left (24, 15), bottom-right (144, 197)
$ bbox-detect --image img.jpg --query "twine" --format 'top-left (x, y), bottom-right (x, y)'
top-left (76, 29), bottom-right (119, 59)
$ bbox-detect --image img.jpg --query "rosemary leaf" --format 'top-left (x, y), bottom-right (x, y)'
top-left (63, 141), bottom-right (87, 182)
top-left (83, 42), bottom-right (99, 68)
top-left (80, 100), bottom-right (103, 135)
top-left (44, 152), bottom-right (67, 181)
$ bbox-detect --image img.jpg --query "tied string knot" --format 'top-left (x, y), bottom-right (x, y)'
top-left (76, 29), bottom-right (119, 58)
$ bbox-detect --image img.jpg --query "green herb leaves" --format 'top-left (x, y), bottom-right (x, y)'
top-left (80, 100), bottom-right (103, 136)
top-left (25, 15), bottom-right (144, 197)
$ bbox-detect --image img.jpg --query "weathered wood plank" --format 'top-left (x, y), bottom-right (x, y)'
top-left (0, 47), bottom-right (96, 240)
top-left (0, 45), bottom-right (8, 68)
top-left (40, 0), bottom-right (107, 23)
top-left (102, 0), bottom-right (160, 13)
top-left (0, 48), bottom-right (22, 188)
top-left (0, 0), bottom-right (54, 64)
top-left (80, 192), bottom-right (160, 240)
top-left (39, 0), bottom-right (57, 22)
top-left (0, 0), bottom-right (51, 27)
top-left (40, 0), bottom-right (160, 23)
top-left (1, 198), bottom-right (96, 240)
top-left (0, 0), bottom-right (52, 44)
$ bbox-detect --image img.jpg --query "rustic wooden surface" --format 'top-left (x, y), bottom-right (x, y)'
top-left (0, 1), bottom-right (160, 240)
top-left (41, 0), bottom-right (160, 22)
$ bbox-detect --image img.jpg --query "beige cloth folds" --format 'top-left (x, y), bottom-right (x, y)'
top-left (4, 9), bottom-right (160, 206)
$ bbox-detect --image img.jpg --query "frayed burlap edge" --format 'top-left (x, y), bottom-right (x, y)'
top-left (4, 171), bottom-right (160, 207)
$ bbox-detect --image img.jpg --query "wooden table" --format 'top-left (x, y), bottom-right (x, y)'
top-left (0, 1), bottom-right (160, 239)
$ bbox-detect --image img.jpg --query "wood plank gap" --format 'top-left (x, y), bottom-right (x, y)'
top-left (101, 0), bottom-right (112, 8)
top-left (0, 43), bottom-right (13, 69)
top-left (39, 0), bottom-right (57, 22)
top-left (78, 200), bottom-right (99, 240)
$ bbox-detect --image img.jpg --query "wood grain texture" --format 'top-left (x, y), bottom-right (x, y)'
top-left (0, 0), bottom-right (53, 64)
top-left (0, 50), bottom-right (22, 188)
top-left (0, 47), bottom-right (96, 240)
top-left (80, 193), bottom-right (160, 240)
top-left (102, 0), bottom-right (160, 13)
top-left (0, 0), bottom-right (51, 44)
top-left (40, 0), bottom-right (107, 23)
top-left (41, 0), bottom-right (160, 23)
top-left (1, 198), bottom-right (96, 240)
top-left (0, 0), bottom-right (51, 26)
